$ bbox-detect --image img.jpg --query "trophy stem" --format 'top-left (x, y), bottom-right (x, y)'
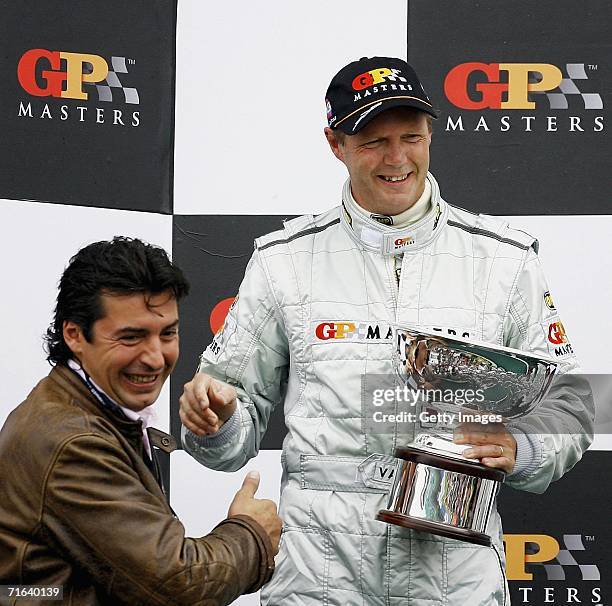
top-left (378, 446), bottom-right (505, 547)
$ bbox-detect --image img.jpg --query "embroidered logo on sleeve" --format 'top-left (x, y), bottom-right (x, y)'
top-left (547, 320), bottom-right (574, 357)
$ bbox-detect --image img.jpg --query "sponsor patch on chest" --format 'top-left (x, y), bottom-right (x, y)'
top-left (312, 321), bottom-right (394, 342)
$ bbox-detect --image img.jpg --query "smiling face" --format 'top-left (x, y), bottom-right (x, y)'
top-left (63, 291), bottom-right (179, 412)
top-left (325, 107), bottom-right (432, 215)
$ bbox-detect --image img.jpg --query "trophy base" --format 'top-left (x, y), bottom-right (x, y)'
top-left (378, 446), bottom-right (505, 547)
top-left (376, 510), bottom-right (492, 547)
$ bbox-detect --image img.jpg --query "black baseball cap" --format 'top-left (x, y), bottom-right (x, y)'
top-left (325, 56), bottom-right (438, 134)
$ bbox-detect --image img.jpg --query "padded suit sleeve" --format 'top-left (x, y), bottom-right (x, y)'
top-left (503, 247), bottom-right (594, 493)
top-left (182, 248), bottom-right (289, 471)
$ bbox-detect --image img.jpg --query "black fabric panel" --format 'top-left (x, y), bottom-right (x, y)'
top-left (0, 0), bottom-right (176, 213)
top-left (500, 450), bottom-right (611, 603)
top-left (407, 0), bottom-right (611, 215)
top-left (170, 215), bottom-right (294, 447)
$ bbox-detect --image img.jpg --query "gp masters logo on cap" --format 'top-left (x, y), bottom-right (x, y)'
top-left (352, 67), bottom-right (415, 103)
top-left (352, 67), bottom-right (410, 91)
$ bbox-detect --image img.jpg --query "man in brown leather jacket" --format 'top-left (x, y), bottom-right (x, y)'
top-left (0, 237), bottom-right (281, 606)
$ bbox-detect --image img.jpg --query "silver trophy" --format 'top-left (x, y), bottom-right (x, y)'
top-left (377, 326), bottom-right (557, 546)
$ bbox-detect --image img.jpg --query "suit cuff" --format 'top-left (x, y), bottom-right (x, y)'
top-left (184, 407), bottom-right (241, 449)
top-left (508, 429), bottom-right (542, 479)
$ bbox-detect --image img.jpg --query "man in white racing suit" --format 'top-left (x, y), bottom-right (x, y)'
top-left (180, 57), bottom-right (594, 605)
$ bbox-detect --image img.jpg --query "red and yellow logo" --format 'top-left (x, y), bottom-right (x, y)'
top-left (394, 236), bottom-right (415, 248)
top-left (18, 49), bottom-right (110, 100)
top-left (444, 63), bottom-right (563, 110)
top-left (314, 321), bottom-right (392, 341)
top-left (352, 67), bottom-right (407, 91)
top-left (504, 534), bottom-right (561, 580)
top-left (548, 321), bottom-right (567, 345)
top-left (315, 322), bottom-right (356, 340)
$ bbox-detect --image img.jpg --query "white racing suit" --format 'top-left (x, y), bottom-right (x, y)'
top-left (183, 173), bottom-right (594, 605)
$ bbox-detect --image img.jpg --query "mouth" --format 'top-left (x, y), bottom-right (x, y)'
top-left (378, 174), bottom-right (409, 183)
top-left (123, 373), bottom-right (160, 387)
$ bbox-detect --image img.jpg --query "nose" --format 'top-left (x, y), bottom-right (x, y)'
top-left (139, 337), bottom-right (165, 370)
top-left (384, 139), bottom-right (405, 166)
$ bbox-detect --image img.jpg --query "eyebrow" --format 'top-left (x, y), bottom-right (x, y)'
top-left (362, 131), bottom-right (424, 143)
top-left (115, 319), bottom-right (179, 336)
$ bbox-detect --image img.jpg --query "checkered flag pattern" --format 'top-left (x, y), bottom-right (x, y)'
top-left (530, 63), bottom-right (603, 110)
top-left (531, 535), bottom-right (601, 581)
top-left (85, 56), bottom-right (140, 105)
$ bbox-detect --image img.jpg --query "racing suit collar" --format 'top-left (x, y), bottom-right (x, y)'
top-left (341, 172), bottom-right (447, 255)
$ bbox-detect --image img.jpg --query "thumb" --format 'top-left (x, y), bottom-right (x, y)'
top-left (239, 470), bottom-right (260, 498)
top-left (210, 379), bottom-right (236, 405)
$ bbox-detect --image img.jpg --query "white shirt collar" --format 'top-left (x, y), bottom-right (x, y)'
top-left (350, 178), bottom-right (432, 228)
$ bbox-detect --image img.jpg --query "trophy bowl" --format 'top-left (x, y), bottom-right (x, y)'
top-left (376, 326), bottom-right (557, 546)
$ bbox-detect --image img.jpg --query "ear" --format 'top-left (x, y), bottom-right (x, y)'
top-left (324, 127), bottom-right (345, 163)
top-left (63, 321), bottom-right (85, 356)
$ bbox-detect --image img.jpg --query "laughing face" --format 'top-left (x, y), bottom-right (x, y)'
top-left (63, 291), bottom-right (179, 412)
top-left (325, 107), bottom-right (432, 215)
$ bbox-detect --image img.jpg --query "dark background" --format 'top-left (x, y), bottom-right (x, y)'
top-left (407, 0), bottom-right (611, 215)
top-left (171, 215), bottom-right (292, 447)
top-left (0, 0), bottom-right (176, 213)
top-left (500, 451), bottom-right (610, 602)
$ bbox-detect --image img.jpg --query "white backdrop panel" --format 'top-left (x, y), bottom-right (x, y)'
top-left (501, 214), bottom-right (612, 450)
top-left (0, 200), bottom-right (172, 430)
top-left (171, 449), bottom-right (283, 606)
top-left (174, 0), bottom-right (408, 215)
top-left (500, 214), bottom-right (612, 374)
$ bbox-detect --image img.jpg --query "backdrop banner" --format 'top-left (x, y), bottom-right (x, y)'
top-left (0, 0), bottom-right (176, 213)
top-left (500, 452), bottom-right (610, 605)
top-left (407, 0), bottom-right (610, 215)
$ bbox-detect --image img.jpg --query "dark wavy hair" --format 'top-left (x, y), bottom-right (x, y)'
top-left (45, 237), bottom-right (190, 366)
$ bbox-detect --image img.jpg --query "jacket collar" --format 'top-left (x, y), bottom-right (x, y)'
top-left (49, 365), bottom-right (146, 443)
top-left (49, 365), bottom-right (177, 454)
top-left (340, 172), bottom-right (447, 255)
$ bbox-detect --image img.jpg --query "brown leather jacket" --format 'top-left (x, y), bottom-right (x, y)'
top-left (0, 366), bottom-right (274, 605)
